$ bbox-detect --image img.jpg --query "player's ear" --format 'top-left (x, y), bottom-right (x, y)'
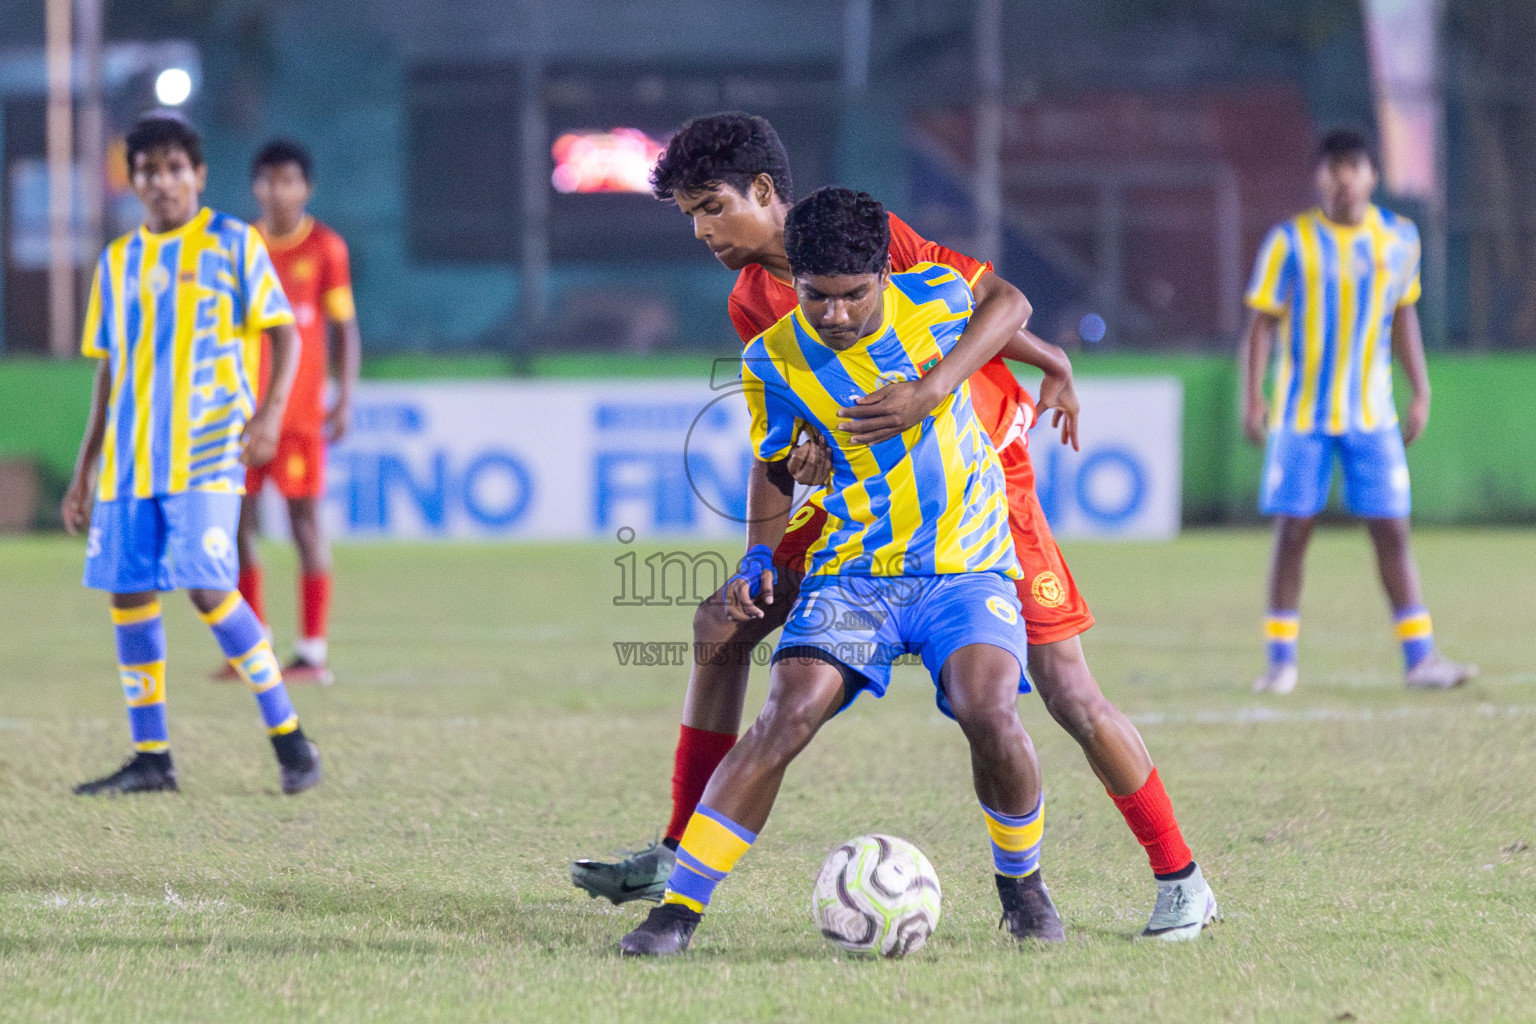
top-left (753, 173), bottom-right (776, 207)
top-left (194, 163), bottom-right (209, 194)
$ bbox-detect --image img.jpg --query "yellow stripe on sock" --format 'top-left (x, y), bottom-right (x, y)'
top-left (662, 891), bottom-right (705, 913)
top-left (110, 601), bottom-right (163, 625)
top-left (678, 812), bottom-right (754, 875)
top-left (1264, 617), bottom-right (1300, 641)
top-left (266, 715), bottom-right (300, 736)
top-left (133, 740), bottom-right (171, 753)
top-left (231, 642), bottom-right (283, 693)
top-left (1395, 613), bottom-right (1433, 640)
top-left (196, 592), bottom-right (242, 626)
top-left (984, 807), bottom-right (1045, 853)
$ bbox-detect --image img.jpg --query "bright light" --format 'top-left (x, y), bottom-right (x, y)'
top-left (154, 68), bottom-right (193, 107)
top-left (550, 128), bottom-right (666, 194)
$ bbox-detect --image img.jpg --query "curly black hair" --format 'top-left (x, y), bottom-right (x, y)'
top-left (650, 111), bottom-right (793, 203)
top-left (783, 186), bottom-right (889, 277)
top-left (126, 113), bottom-right (203, 174)
top-left (251, 138), bottom-right (314, 182)
top-left (1316, 127), bottom-right (1376, 168)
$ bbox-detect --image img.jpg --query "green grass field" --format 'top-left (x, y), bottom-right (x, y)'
top-left (1, 529), bottom-right (1534, 1023)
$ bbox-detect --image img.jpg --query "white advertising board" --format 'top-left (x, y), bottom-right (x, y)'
top-left (260, 377), bottom-right (1181, 543)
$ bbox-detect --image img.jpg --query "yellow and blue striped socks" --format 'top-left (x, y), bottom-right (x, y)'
top-left (1265, 612), bottom-right (1300, 671)
top-left (1394, 606), bottom-right (1434, 669)
top-left (982, 797), bottom-right (1045, 878)
top-left (661, 804), bottom-right (758, 913)
top-left (112, 601), bottom-right (169, 753)
top-left (198, 592), bottom-right (299, 736)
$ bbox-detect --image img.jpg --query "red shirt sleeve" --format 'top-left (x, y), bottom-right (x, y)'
top-left (886, 212), bottom-right (992, 285)
top-left (317, 226), bottom-right (356, 322)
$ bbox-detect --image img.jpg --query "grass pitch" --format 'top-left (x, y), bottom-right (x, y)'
top-left (1, 529), bottom-right (1534, 1023)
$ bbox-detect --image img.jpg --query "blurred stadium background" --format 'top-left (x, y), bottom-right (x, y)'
top-left (0, 0), bottom-right (1532, 536)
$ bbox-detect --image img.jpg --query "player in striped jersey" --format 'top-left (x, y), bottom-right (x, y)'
top-left (1242, 128), bottom-right (1476, 693)
top-left (621, 189), bottom-right (1061, 955)
top-left (62, 115), bottom-right (322, 795)
top-left (574, 112), bottom-right (1215, 942)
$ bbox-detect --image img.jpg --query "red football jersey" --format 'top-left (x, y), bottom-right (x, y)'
top-left (727, 212), bottom-right (1032, 448)
top-left (256, 216), bottom-right (356, 434)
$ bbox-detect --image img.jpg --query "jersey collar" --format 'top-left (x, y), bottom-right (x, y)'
top-left (138, 206), bottom-right (210, 242)
top-left (261, 214), bottom-right (315, 252)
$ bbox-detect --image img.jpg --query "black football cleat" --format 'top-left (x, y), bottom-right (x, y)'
top-left (275, 738), bottom-right (322, 795)
top-left (619, 902), bottom-right (702, 957)
top-left (997, 871), bottom-right (1066, 943)
top-left (74, 752), bottom-right (179, 796)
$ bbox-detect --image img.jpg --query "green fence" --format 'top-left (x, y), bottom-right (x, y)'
top-left (4, 352), bottom-right (1534, 526)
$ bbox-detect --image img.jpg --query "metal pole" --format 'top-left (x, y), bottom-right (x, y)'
top-left (842, 0), bottom-right (872, 96)
top-left (973, 0), bottom-right (1003, 270)
top-left (45, 0), bottom-right (75, 357)
top-left (76, 0), bottom-right (105, 261)
top-left (519, 56), bottom-right (549, 334)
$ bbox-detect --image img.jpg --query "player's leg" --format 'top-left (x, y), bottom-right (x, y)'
top-left (1255, 430), bottom-right (1333, 693)
top-left (1342, 429), bottom-right (1476, 687)
top-left (76, 497), bottom-right (181, 795)
top-left (571, 503), bottom-right (823, 903)
top-left (619, 651), bottom-right (849, 956)
top-left (284, 494), bottom-right (334, 684)
top-left (212, 473), bottom-right (269, 682)
top-left (166, 491), bottom-right (321, 793)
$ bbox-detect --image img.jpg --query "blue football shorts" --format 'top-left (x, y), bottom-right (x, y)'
top-left (1260, 428), bottom-right (1411, 519)
top-left (83, 491), bottom-right (243, 593)
top-left (774, 571), bottom-right (1030, 718)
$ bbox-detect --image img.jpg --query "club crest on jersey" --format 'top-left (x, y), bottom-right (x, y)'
top-left (1030, 571), bottom-right (1066, 609)
top-left (148, 265), bottom-right (172, 294)
top-left (986, 596), bottom-right (1019, 624)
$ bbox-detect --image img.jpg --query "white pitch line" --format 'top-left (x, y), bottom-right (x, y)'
top-left (1129, 702), bottom-right (1536, 727)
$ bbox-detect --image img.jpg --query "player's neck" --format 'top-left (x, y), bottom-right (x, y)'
top-left (1319, 203), bottom-right (1370, 229)
top-left (751, 228), bottom-right (794, 283)
top-left (143, 205), bottom-right (201, 234)
top-left (263, 209), bottom-right (309, 240)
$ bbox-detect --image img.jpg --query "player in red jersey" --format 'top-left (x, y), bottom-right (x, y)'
top-left (572, 114), bottom-right (1216, 939)
top-left (222, 140), bottom-right (361, 686)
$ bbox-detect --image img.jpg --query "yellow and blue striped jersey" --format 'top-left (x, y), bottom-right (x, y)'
top-left (741, 262), bottom-right (1018, 579)
top-left (1246, 204), bottom-right (1421, 435)
top-left (82, 208), bottom-right (294, 500)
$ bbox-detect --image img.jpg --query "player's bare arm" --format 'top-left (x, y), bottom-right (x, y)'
top-left (242, 322), bottom-right (301, 468)
top-left (1240, 310), bottom-right (1280, 446)
top-left (62, 360), bottom-right (113, 536)
top-left (1002, 327), bottom-right (1081, 450)
top-left (1390, 304), bottom-right (1431, 445)
top-left (839, 271), bottom-right (1031, 445)
top-left (326, 315), bottom-right (362, 442)
top-left (725, 458), bottom-right (795, 622)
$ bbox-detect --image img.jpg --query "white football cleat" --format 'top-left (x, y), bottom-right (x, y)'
top-left (1253, 663), bottom-right (1298, 695)
top-left (1405, 654), bottom-right (1478, 690)
top-left (1140, 862), bottom-right (1218, 941)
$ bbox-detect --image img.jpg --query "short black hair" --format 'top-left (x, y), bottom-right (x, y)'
top-left (650, 112), bottom-right (793, 203)
top-left (1316, 128), bottom-right (1376, 168)
top-left (125, 114), bottom-right (203, 174)
top-left (784, 186), bottom-right (889, 277)
top-left (251, 138), bottom-right (313, 182)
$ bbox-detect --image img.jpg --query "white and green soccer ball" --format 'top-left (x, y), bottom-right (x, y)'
top-left (812, 834), bottom-right (942, 957)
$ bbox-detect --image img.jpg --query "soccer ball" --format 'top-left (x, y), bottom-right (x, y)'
top-left (811, 834), bottom-right (941, 957)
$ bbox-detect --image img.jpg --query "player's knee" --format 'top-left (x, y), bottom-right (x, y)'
top-left (1041, 684), bottom-right (1110, 745)
top-left (752, 695), bottom-right (824, 766)
top-left (1275, 516), bottom-right (1315, 548)
top-left (952, 695), bottom-right (1025, 748)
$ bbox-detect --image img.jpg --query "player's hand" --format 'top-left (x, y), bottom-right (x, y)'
top-left (1402, 394), bottom-right (1430, 445)
top-left (241, 406), bottom-right (282, 468)
top-left (1036, 370), bottom-right (1081, 450)
top-left (724, 544), bottom-right (776, 621)
top-left (838, 378), bottom-right (937, 446)
top-left (787, 430), bottom-right (833, 487)
top-left (61, 474), bottom-right (94, 536)
top-left (1242, 397), bottom-right (1268, 447)
top-left (325, 399), bottom-right (352, 443)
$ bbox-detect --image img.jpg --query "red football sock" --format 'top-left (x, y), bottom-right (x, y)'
top-left (1109, 768), bottom-right (1194, 877)
top-left (300, 572), bottom-right (332, 640)
top-left (665, 725), bottom-right (737, 843)
top-left (239, 567), bottom-right (266, 624)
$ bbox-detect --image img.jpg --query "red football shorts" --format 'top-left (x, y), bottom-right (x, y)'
top-left (998, 440), bottom-right (1094, 645)
top-left (245, 430), bottom-right (327, 500)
